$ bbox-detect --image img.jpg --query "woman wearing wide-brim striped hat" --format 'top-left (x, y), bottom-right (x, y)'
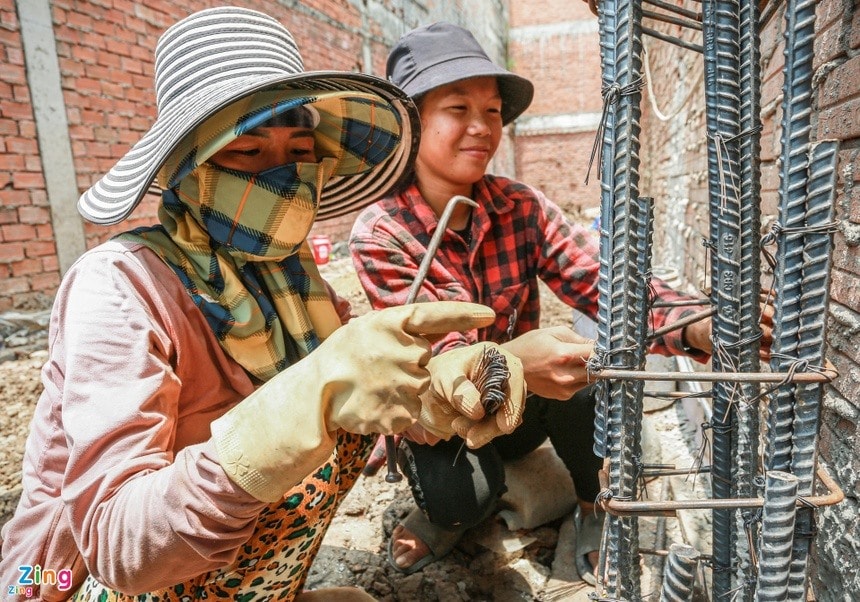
top-left (0, 7), bottom-right (525, 601)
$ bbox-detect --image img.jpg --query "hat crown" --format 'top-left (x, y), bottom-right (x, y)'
top-left (387, 22), bottom-right (489, 91)
top-left (154, 7), bottom-right (304, 114)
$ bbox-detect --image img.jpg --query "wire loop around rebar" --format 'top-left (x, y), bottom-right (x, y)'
top-left (585, 78), bottom-right (645, 185)
top-left (760, 219), bottom-right (841, 271)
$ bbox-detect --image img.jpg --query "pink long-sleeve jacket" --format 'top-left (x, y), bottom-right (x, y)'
top-left (0, 239), bottom-right (351, 600)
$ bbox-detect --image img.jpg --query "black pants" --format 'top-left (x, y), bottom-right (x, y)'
top-left (399, 385), bottom-right (602, 529)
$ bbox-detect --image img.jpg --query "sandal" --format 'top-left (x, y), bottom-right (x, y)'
top-left (387, 507), bottom-right (466, 575)
top-left (574, 507), bottom-right (605, 586)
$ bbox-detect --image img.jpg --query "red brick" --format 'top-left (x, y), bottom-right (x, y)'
top-left (12, 82), bottom-right (30, 103)
top-left (829, 348), bottom-right (860, 404)
top-left (40, 254), bottom-right (58, 273)
top-left (11, 257), bottom-right (42, 277)
top-left (0, 154), bottom-right (25, 171)
top-left (4, 136), bottom-right (37, 155)
top-left (0, 241), bottom-right (24, 262)
top-left (1, 223), bottom-right (35, 242)
top-left (0, 200), bottom-right (12, 220)
top-left (0, 119), bottom-right (17, 136)
top-left (29, 189), bottom-right (47, 208)
top-left (24, 240), bottom-right (56, 258)
top-left (814, 17), bottom-right (847, 69)
top-left (852, 8), bottom-right (860, 50)
top-left (0, 62), bottom-right (26, 85)
top-left (58, 56), bottom-right (85, 77)
top-left (18, 205), bottom-right (50, 225)
top-left (817, 0), bottom-right (845, 32)
top-left (70, 42), bottom-right (98, 65)
top-left (0, 189), bottom-right (31, 207)
top-left (1, 275), bottom-right (29, 294)
top-left (0, 100), bottom-right (33, 120)
top-left (830, 266), bottom-right (860, 309)
top-left (66, 10), bottom-right (94, 31)
top-left (845, 184), bottom-right (860, 224)
top-left (35, 224), bottom-right (54, 239)
top-left (12, 172), bottom-right (45, 189)
top-left (23, 155), bottom-right (42, 173)
top-left (817, 96), bottom-right (860, 140)
top-left (29, 270), bottom-right (60, 293)
top-left (819, 55), bottom-right (860, 110)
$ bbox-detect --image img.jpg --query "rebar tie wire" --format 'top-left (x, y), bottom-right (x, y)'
top-left (708, 125), bottom-right (762, 212)
top-left (733, 355), bottom-right (829, 413)
top-left (760, 219), bottom-right (840, 272)
top-left (585, 78), bottom-right (645, 185)
top-left (587, 344), bottom-right (639, 376)
top-left (743, 508), bottom-right (763, 571)
top-left (689, 422), bottom-right (713, 482)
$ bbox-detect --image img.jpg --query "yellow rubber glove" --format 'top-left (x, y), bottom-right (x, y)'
top-left (418, 343), bottom-right (527, 449)
top-left (211, 302), bottom-right (495, 502)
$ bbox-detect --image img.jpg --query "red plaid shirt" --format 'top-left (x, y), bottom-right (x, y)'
top-left (350, 175), bottom-right (698, 356)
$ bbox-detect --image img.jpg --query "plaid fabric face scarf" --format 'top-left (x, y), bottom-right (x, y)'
top-left (119, 90), bottom-right (403, 381)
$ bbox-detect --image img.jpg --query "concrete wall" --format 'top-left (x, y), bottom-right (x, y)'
top-left (640, 1), bottom-right (860, 596)
top-left (0, 0), bottom-right (510, 310)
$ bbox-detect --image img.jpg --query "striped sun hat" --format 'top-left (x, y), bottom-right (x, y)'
top-left (78, 6), bottom-right (420, 225)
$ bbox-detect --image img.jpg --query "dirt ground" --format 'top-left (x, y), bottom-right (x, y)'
top-left (0, 253), bottom-right (623, 601)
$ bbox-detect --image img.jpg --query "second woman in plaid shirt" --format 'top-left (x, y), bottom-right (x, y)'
top-left (349, 22), bottom-right (719, 584)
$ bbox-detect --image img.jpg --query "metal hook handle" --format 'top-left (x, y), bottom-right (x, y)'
top-left (383, 195), bottom-right (479, 483)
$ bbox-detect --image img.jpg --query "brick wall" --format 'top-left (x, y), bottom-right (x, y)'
top-left (0, 0), bottom-right (55, 310)
top-left (640, 0), bottom-right (860, 595)
top-left (508, 0), bottom-right (601, 223)
top-left (0, 0), bottom-right (509, 309)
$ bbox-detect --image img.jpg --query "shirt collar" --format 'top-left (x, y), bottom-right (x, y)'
top-left (398, 177), bottom-right (515, 235)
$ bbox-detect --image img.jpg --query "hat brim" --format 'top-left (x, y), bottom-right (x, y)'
top-left (78, 71), bottom-right (420, 225)
top-left (399, 55), bottom-right (534, 126)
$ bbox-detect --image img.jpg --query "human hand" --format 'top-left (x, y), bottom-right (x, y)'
top-left (501, 326), bottom-right (594, 400)
top-left (401, 423), bottom-right (444, 446)
top-left (418, 343), bottom-right (527, 449)
top-left (210, 301), bottom-right (495, 502)
top-left (324, 302), bottom-right (497, 435)
top-left (682, 297), bottom-right (775, 360)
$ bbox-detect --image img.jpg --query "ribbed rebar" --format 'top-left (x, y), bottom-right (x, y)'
top-left (786, 140), bottom-right (839, 600)
top-left (755, 471), bottom-right (799, 601)
top-left (594, 0), bottom-right (619, 592)
top-left (734, 1), bottom-right (764, 597)
top-left (660, 543), bottom-right (700, 602)
top-left (765, 0), bottom-right (815, 475)
top-left (593, 0), bottom-right (646, 597)
top-left (592, 0), bottom-right (618, 463)
top-left (702, 0), bottom-right (743, 596)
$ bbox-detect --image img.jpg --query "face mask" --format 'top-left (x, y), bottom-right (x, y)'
top-left (177, 157), bottom-right (336, 260)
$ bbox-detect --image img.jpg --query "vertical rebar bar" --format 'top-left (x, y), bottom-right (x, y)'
top-left (593, 0), bottom-right (647, 597)
top-left (660, 543), bottom-right (701, 602)
top-left (755, 471), bottom-right (799, 601)
top-left (702, 0), bottom-right (743, 596)
top-left (765, 0), bottom-right (815, 475)
top-left (734, 1), bottom-right (764, 597)
top-left (593, 1), bottom-right (619, 591)
top-left (787, 140), bottom-right (839, 599)
top-left (593, 0), bottom-right (618, 463)
top-left (765, 2), bottom-right (818, 597)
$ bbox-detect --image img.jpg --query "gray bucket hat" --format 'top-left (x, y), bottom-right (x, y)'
top-left (78, 6), bottom-right (420, 225)
top-left (386, 22), bottom-right (534, 125)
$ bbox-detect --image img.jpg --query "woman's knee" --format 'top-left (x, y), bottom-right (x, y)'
top-left (396, 437), bottom-right (505, 528)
